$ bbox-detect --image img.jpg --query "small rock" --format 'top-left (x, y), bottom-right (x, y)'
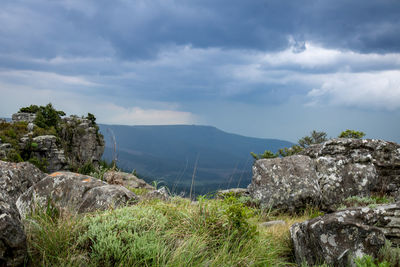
top-left (260, 220), bottom-right (286, 228)
top-left (144, 187), bottom-right (170, 201)
top-left (103, 171), bottom-right (154, 190)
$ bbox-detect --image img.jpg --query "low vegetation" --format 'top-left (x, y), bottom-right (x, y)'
top-left (24, 195), bottom-right (309, 266)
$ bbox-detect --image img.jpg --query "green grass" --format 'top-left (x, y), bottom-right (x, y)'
top-left (25, 194), bottom-right (397, 266)
top-left (24, 196), bottom-right (300, 266)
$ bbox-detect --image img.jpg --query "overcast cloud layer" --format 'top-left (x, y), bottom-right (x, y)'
top-left (1, 0), bottom-right (399, 142)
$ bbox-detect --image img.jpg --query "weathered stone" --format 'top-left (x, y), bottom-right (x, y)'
top-left (248, 155), bottom-right (321, 212)
top-left (0, 161), bottom-right (45, 266)
top-left (144, 187), bottom-right (170, 201)
top-left (11, 112), bottom-right (36, 123)
top-left (260, 220), bottom-right (286, 228)
top-left (0, 199), bottom-right (27, 267)
top-left (103, 171), bottom-right (154, 190)
top-left (0, 161), bottom-right (46, 203)
top-left (16, 171), bottom-right (138, 218)
top-left (59, 117), bottom-right (104, 169)
top-left (20, 135), bottom-right (68, 173)
top-left (249, 138), bottom-right (400, 211)
top-left (290, 203), bottom-right (400, 266)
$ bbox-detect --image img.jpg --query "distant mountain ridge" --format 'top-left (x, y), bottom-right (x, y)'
top-left (99, 124), bottom-right (293, 195)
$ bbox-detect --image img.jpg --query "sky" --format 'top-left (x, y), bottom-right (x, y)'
top-left (1, 0), bottom-right (399, 143)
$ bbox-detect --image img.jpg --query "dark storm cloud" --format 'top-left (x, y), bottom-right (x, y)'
top-left (1, 0), bottom-right (399, 61)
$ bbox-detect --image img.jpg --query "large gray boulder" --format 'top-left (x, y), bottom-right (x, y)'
top-left (0, 161), bottom-right (46, 203)
top-left (103, 171), bottom-right (154, 190)
top-left (290, 203), bottom-right (400, 266)
top-left (0, 161), bottom-right (45, 266)
top-left (248, 138), bottom-right (400, 211)
top-left (16, 171), bottom-right (138, 218)
top-left (249, 155), bottom-right (321, 212)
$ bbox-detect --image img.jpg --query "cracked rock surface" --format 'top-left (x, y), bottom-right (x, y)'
top-left (248, 138), bottom-right (400, 211)
top-left (290, 203), bottom-right (400, 266)
top-left (16, 171), bottom-right (138, 218)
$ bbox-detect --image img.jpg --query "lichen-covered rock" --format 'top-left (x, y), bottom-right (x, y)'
top-left (16, 171), bottom-right (137, 218)
top-left (249, 138), bottom-right (400, 211)
top-left (103, 171), bottom-right (154, 190)
top-left (0, 161), bottom-right (46, 203)
top-left (20, 135), bottom-right (68, 173)
top-left (0, 161), bottom-right (45, 266)
top-left (59, 117), bottom-right (104, 169)
top-left (144, 187), bottom-right (170, 201)
top-left (302, 138), bottom-right (400, 196)
top-left (0, 199), bottom-right (27, 267)
top-left (290, 203), bottom-right (400, 266)
top-left (248, 155), bottom-right (321, 212)
top-left (11, 112), bottom-right (36, 123)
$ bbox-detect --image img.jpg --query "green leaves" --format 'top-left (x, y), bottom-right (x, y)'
top-left (339, 129), bottom-right (366, 139)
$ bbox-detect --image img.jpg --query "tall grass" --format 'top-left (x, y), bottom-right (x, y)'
top-left (24, 196), bottom-right (297, 266)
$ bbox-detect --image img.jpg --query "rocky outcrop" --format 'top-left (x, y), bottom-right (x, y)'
top-left (16, 172), bottom-right (138, 218)
top-left (1, 112), bottom-right (105, 173)
top-left (248, 138), bottom-right (400, 211)
top-left (0, 161), bottom-right (46, 266)
top-left (11, 112), bottom-right (36, 123)
top-left (103, 171), bottom-right (154, 190)
top-left (290, 203), bottom-right (400, 266)
top-left (20, 135), bottom-right (68, 173)
top-left (58, 117), bottom-right (104, 169)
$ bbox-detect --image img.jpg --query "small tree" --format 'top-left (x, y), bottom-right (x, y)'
top-left (298, 130), bottom-right (328, 148)
top-left (339, 129), bottom-right (365, 139)
top-left (250, 150), bottom-right (278, 160)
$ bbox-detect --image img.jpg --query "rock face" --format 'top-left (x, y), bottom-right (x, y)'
top-left (11, 112), bottom-right (36, 123)
top-left (248, 138), bottom-right (400, 211)
top-left (20, 135), bottom-right (68, 173)
top-left (0, 161), bottom-right (46, 266)
top-left (1, 113), bottom-right (105, 173)
top-left (0, 161), bottom-right (46, 203)
top-left (17, 171), bottom-right (138, 218)
top-left (103, 171), bottom-right (154, 190)
top-left (59, 117), bottom-right (104, 169)
top-left (0, 199), bottom-right (27, 267)
top-left (290, 203), bottom-right (400, 266)
top-left (249, 155), bottom-right (321, 212)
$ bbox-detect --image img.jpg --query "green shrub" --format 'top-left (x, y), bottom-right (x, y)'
top-left (378, 240), bottom-right (400, 266)
top-left (28, 157), bottom-right (48, 172)
top-left (78, 162), bottom-right (96, 175)
top-left (33, 103), bottom-right (65, 129)
top-left (298, 130), bottom-right (328, 148)
top-left (278, 145), bottom-right (304, 157)
top-left (251, 150), bottom-right (278, 160)
top-left (340, 195), bottom-right (394, 209)
top-left (354, 254), bottom-right (390, 267)
top-left (339, 129), bottom-right (366, 139)
top-left (7, 149), bottom-right (23, 162)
